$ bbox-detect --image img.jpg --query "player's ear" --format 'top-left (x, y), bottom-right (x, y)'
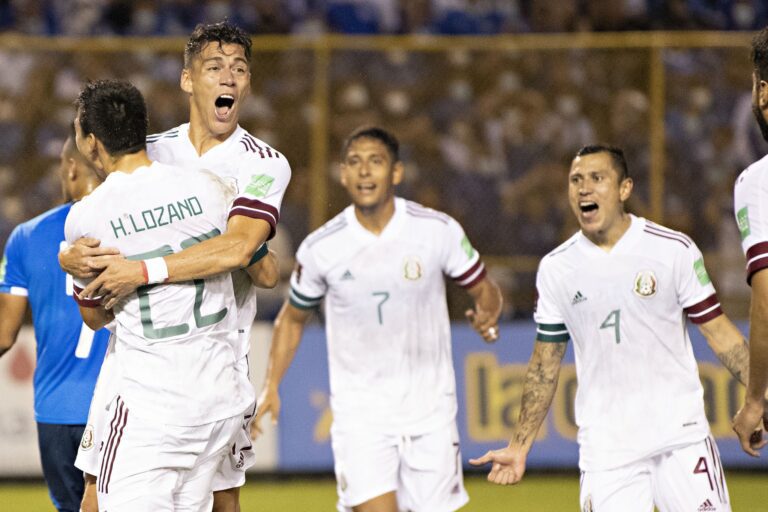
top-left (67, 158), bottom-right (78, 181)
top-left (759, 78), bottom-right (768, 111)
top-left (339, 164), bottom-right (349, 188)
top-left (180, 68), bottom-right (193, 94)
top-left (619, 177), bottom-right (633, 202)
top-left (391, 161), bottom-right (404, 186)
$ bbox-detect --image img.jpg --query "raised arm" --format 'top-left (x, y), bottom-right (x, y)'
top-left (251, 301), bottom-right (313, 438)
top-left (697, 314), bottom-right (750, 386)
top-left (733, 270), bottom-right (768, 456)
top-left (465, 275), bottom-right (503, 343)
top-left (0, 294), bottom-right (27, 358)
top-left (469, 340), bottom-right (566, 484)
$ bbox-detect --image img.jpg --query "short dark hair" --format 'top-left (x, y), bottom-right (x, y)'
top-left (184, 21), bottom-right (252, 68)
top-left (752, 27), bottom-right (768, 81)
top-left (75, 79), bottom-right (147, 157)
top-left (575, 144), bottom-right (629, 180)
top-left (342, 126), bottom-right (400, 163)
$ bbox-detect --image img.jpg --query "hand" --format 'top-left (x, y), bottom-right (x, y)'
top-left (251, 385), bottom-right (280, 440)
top-left (469, 444), bottom-right (527, 485)
top-left (59, 237), bottom-right (121, 279)
top-left (732, 399), bottom-right (767, 457)
top-left (80, 259), bottom-right (145, 309)
top-left (466, 307), bottom-right (500, 343)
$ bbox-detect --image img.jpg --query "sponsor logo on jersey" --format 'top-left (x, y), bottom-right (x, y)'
top-left (582, 494), bottom-right (593, 512)
top-left (341, 269), bottom-right (354, 281)
top-left (737, 206), bottom-right (750, 240)
top-left (571, 291), bottom-right (587, 305)
top-left (245, 174), bottom-right (275, 198)
top-left (693, 258), bottom-right (711, 286)
top-left (80, 424), bottom-right (95, 451)
top-left (633, 270), bottom-right (657, 297)
top-left (461, 235), bottom-right (476, 259)
top-left (697, 499), bottom-right (716, 511)
top-left (403, 256), bottom-right (423, 280)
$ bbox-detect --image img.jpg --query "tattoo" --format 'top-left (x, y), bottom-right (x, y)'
top-left (717, 339), bottom-right (750, 386)
top-left (514, 342), bottom-right (566, 446)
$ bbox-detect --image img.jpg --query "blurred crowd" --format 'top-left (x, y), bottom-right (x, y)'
top-left (1, 1), bottom-right (768, 36)
top-left (0, 3), bottom-right (764, 318)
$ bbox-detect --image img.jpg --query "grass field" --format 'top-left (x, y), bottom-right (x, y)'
top-left (0, 472), bottom-right (765, 511)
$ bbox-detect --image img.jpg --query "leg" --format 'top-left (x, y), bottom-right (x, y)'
top-left (580, 460), bottom-right (654, 512)
top-left (212, 487), bottom-right (240, 512)
top-left (652, 436), bottom-right (731, 512)
top-left (37, 422), bottom-right (86, 512)
top-left (398, 422), bottom-right (468, 512)
top-left (352, 491), bottom-right (398, 512)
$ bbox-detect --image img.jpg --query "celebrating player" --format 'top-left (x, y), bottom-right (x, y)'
top-left (0, 132), bottom-right (109, 512)
top-left (253, 126), bottom-right (503, 512)
top-left (67, 78), bottom-right (256, 511)
top-left (60, 21), bottom-right (291, 511)
top-left (471, 145), bottom-right (749, 512)
top-left (731, 27), bottom-right (768, 456)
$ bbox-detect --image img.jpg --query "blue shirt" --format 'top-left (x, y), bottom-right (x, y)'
top-left (0, 203), bottom-right (109, 424)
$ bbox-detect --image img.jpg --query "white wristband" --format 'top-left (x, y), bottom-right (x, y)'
top-left (144, 257), bottom-right (169, 284)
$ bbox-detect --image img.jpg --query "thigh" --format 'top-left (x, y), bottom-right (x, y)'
top-left (398, 422), bottom-right (468, 512)
top-left (580, 461), bottom-right (654, 512)
top-left (653, 437), bottom-right (731, 512)
top-left (331, 425), bottom-right (400, 511)
top-left (37, 422), bottom-right (86, 512)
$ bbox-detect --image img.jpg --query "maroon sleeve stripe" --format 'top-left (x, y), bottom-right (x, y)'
top-left (746, 242), bottom-right (768, 284)
top-left (684, 293), bottom-right (723, 324)
top-left (228, 198), bottom-right (279, 240)
top-left (453, 259), bottom-right (482, 282)
top-left (72, 284), bottom-right (102, 308)
top-left (452, 260), bottom-right (487, 288)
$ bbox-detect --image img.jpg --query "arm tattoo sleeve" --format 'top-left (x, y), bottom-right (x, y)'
top-left (716, 340), bottom-right (750, 386)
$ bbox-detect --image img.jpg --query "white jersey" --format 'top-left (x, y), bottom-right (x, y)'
top-left (534, 215), bottom-right (721, 471)
top-left (65, 162), bottom-right (250, 426)
top-left (289, 198), bottom-right (487, 435)
top-left (147, 123), bottom-right (291, 358)
top-left (734, 153), bottom-right (768, 281)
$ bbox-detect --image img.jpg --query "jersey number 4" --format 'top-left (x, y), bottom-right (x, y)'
top-left (599, 309), bottom-right (621, 344)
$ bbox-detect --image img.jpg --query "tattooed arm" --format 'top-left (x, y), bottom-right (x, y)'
top-left (697, 314), bottom-right (749, 386)
top-left (469, 341), bottom-right (567, 485)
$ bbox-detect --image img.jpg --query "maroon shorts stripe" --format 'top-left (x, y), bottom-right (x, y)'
top-left (103, 404), bottom-right (128, 494)
top-left (705, 436), bottom-right (725, 503)
top-left (99, 398), bottom-right (128, 494)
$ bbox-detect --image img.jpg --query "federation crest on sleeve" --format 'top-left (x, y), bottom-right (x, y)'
top-left (403, 256), bottom-right (423, 281)
top-left (633, 270), bottom-right (657, 297)
top-left (80, 424), bottom-right (94, 451)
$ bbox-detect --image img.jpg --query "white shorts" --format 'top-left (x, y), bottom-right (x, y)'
top-left (331, 421), bottom-right (468, 512)
top-left (75, 334), bottom-right (118, 477)
top-left (211, 355), bottom-right (257, 492)
top-left (580, 436), bottom-right (731, 512)
top-left (96, 396), bottom-right (241, 512)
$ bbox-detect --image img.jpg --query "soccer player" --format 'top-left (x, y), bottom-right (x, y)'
top-left (67, 78), bottom-right (255, 511)
top-left (60, 21), bottom-right (291, 511)
top-left (731, 27), bottom-right (768, 456)
top-left (0, 132), bottom-right (109, 512)
top-left (252, 126), bottom-right (503, 512)
top-left (470, 145), bottom-right (749, 512)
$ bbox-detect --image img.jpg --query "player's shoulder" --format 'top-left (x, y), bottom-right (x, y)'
top-left (234, 128), bottom-right (288, 163)
top-left (402, 199), bottom-right (453, 226)
top-left (146, 125), bottom-right (182, 147)
top-left (640, 218), bottom-right (694, 251)
top-left (302, 210), bottom-right (350, 251)
top-left (736, 153), bottom-right (768, 196)
top-left (542, 231), bottom-right (580, 263)
top-left (10, 203), bottom-right (71, 242)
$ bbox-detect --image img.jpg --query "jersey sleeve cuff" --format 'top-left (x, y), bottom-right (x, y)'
top-left (451, 259), bottom-right (486, 288)
top-left (536, 323), bottom-right (570, 342)
top-left (228, 197), bottom-right (279, 240)
top-left (289, 287), bottom-right (323, 310)
top-left (72, 284), bottom-right (102, 308)
top-left (746, 241), bottom-right (768, 285)
top-left (683, 293), bottom-right (722, 324)
top-left (0, 284), bottom-right (28, 296)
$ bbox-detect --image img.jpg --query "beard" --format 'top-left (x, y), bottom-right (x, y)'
top-left (752, 104), bottom-right (768, 142)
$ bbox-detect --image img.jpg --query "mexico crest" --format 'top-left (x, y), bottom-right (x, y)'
top-left (633, 270), bottom-right (657, 297)
top-left (80, 424), bottom-right (94, 451)
top-left (403, 256), bottom-right (423, 281)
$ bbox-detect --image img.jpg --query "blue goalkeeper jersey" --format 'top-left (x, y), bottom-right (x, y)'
top-left (0, 203), bottom-right (109, 424)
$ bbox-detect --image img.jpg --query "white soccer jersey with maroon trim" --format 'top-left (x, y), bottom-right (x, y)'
top-left (734, 153), bottom-right (768, 283)
top-left (534, 215), bottom-right (720, 471)
top-left (289, 198), bottom-right (486, 435)
top-left (65, 163), bottom-right (250, 426)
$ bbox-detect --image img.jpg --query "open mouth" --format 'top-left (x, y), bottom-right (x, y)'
top-left (214, 94), bottom-right (235, 120)
top-left (580, 201), bottom-right (598, 213)
top-left (357, 183), bottom-right (376, 193)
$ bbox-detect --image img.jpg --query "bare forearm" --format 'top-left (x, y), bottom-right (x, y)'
top-left (0, 294), bottom-right (27, 358)
top-left (699, 316), bottom-right (750, 386)
top-left (468, 277), bottom-right (503, 319)
top-left (748, 318), bottom-right (768, 403)
top-left (79, 306), bottom-right (113, 331)
top-left (512, 342), bottom-right (566, 449)
top-left (246, 250), bottom-right (279, 289)
top-left (263, 304), bottom-right (309, 390)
